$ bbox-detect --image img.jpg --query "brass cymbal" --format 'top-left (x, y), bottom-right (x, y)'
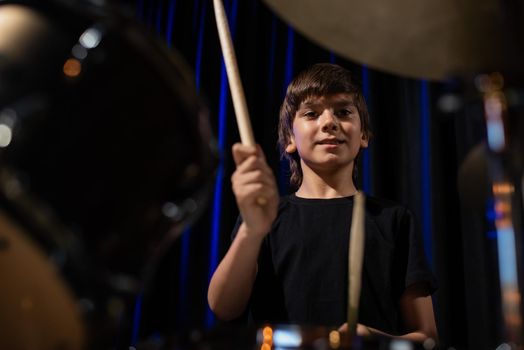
top-left (263, 0), bottom-right (524, 80)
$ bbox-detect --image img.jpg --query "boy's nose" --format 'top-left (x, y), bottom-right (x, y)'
top-left (320, 110), bottom-right (339, 131)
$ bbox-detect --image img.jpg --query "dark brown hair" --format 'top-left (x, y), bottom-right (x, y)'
top-left (278, 63), bottom-right (372, 188)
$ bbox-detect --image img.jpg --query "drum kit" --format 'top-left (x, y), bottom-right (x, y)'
top-left (0, 0), bottom-right (522, 349)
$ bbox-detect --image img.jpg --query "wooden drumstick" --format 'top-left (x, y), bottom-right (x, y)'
top-left (213, 0), bottom-right (266, 206)
top-left (348, 192), bottom-right (366, 337)
top-left (213, 0), bottom-right (254, 146)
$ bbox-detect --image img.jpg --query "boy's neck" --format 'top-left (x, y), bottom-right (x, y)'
top-left (295, 163), bottom-right (358, 199)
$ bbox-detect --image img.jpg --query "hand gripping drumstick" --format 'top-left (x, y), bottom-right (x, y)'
top-left (348, 192), bottom-right (366, 338)
top-left (213, 0), bottom-right (266, 205)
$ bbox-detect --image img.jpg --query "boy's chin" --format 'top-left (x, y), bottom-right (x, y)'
top-left (304, 157), bottom-right (355, 172)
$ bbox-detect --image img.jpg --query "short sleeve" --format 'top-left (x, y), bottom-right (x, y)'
top-left (398, 208), bottom-right (438, 295)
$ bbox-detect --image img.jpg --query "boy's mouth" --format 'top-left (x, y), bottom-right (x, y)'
top-left (317, 138), bottom-right (345, 145)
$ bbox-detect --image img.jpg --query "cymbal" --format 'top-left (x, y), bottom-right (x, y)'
top-left (263, 0), bottom-right (524, 80)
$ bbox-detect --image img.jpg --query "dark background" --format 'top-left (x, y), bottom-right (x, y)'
top-left (121, 0), bottom-right (515, 348)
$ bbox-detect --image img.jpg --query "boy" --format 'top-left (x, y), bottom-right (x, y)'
top-left (208, 63), bottom-right (438, 342)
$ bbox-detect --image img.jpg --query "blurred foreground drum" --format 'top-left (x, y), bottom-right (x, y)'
top-left (0, 0), bottom-right (217, 348)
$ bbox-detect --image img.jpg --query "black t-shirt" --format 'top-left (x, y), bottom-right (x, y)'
top-left (231, 194), bottom-right (437, 335)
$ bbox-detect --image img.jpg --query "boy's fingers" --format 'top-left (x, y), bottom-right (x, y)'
top-left (234, 172), bottom-right (277, 197)
top-left (233, 155), bottom-right (259, 176)
top-left (233, 173), bottom-right (277, 206)
top-left (234, 153), bottom-right (272, 177)
top-left (233, 174), bottom-right (276, 198)
top-left (232, 143), bottom-right (257, 166)
top-left (233, 169), bottom-right (270, 186)
top-left (231, 143), bottom-right (275, 207)
top-left (236, 183), bottom-right (266, 202)
top-left (338, 323), bottom-right (348, 333)
top-left (232, 143), bottom-right (268, 166)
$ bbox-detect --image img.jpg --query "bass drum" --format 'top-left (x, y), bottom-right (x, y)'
top-left (0, 1), bottom-right (217, 348)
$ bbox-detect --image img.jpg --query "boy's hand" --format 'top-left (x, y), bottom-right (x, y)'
top-left (231, 143), bottom-right (278, 238)
top-left (338, 323), bottom-right (372, 337)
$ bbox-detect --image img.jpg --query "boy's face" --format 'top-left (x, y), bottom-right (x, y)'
top-left (286, 93), bottom-right (368, 175)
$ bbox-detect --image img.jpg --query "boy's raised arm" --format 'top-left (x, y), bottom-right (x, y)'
top-left (207, 143), bottom-right (279, 321)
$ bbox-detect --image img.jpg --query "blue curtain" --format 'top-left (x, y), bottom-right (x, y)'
top-left (132, 0), bottom-right (449, 344)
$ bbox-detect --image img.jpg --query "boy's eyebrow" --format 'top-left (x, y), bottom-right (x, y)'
top-left (333, 99), bottom-right (356, 107)
top-left (300, 101), bottom-right (321, 108)
top-left (300, 98), bottom-right (356, 108)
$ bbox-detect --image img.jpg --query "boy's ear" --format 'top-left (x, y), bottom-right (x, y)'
top-left (360, 133), bottom-right (369, 148)
top-left (285, 137), bottom-right (296, 153)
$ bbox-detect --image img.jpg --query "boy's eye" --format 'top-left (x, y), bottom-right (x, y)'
top-left (336, 109), bottom-right (352, 117)
top-left (303, 111), bottom-right (317, 118)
